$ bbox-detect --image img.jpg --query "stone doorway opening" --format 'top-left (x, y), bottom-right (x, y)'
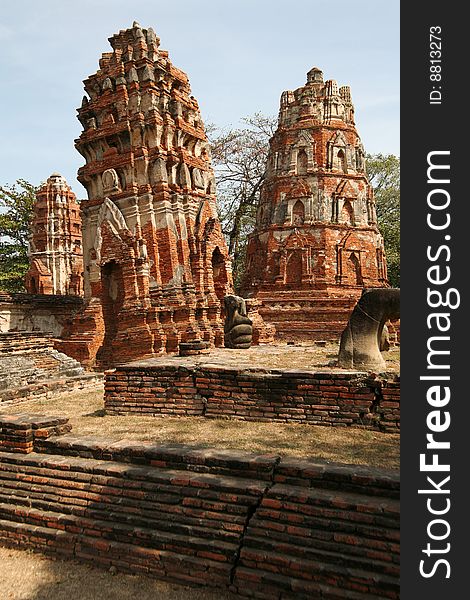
top-left (211, 247), bottom-right (228, 299)
top-left (97, 260), bottom-right (125, 362)
top-left (348, 252), bottom-right (363, 286)
top-left (286, 251), bottom-right (303, 285)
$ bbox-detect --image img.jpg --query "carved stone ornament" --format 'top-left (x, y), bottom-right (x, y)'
top-left (102, 169), bottom-right (120, 194)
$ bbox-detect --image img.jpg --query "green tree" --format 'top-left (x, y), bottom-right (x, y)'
top-left (0, 179), bottom-right (37, 292)
top-left (366, 154), bottom-right (400, 287)
top-left (208, 114), bottom-right (276, 289)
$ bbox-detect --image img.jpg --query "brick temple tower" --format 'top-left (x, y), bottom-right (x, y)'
top-left (25, 173), bottom-right (83, 296)
top-left (241, 68), bottom-right (388, 341)
top-left (58, 23), bottom-right (232, 366)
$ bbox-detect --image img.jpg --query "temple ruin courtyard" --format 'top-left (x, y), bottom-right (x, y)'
top-left (0, 20), bottom-right (400, 599)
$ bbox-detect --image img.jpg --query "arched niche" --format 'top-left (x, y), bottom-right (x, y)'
top-left (348, 252), bottom-right (363, 286)
top-left (211, 247), bottom-right (228, 299)
top-left (337, 148), bottom-right (347, 173)
top-left (340, 200), bottom-right (355, 225)
top-left (292, 200), bottom-right (305, 225)
top-left (297, 149), bottom-right (308, 175)
top-left (286, 251), bottom-right (303, 285)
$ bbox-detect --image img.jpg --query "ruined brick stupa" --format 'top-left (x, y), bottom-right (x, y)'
top-left (58, 23), bottom-right (232, 366)
top-left (241, 68), bottom-right (388, 341)
top-left (25, 174), bottom-right (83, 296)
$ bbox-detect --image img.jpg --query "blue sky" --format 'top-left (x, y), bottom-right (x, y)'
top-left (0, 0), bottom-right (399, 196)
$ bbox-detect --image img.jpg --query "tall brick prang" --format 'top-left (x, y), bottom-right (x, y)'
top-left (25, 173), bottom-right (83, 296)
top-left (241, 68), bottom-right (388, 341)
top-left (59, 23), bottom-right (232, 366)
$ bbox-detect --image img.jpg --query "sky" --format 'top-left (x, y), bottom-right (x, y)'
top-left (0, 0), bottom-right (399, 197)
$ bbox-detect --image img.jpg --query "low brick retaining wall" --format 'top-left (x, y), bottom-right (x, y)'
top-left (0, 414), bottom-right (71, 453)
top-left (0, 292), bottom-right (83, 336)
top-left (105, 361), bottom-right (400, 432)
top-left (0, 414), bottom-right (399, 599)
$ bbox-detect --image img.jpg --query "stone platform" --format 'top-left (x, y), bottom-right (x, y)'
top-left (104, 346), bottom-right (400, 432)
top-left (256, 292), bottom-right (358, 342)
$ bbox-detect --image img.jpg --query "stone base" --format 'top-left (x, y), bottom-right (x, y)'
top-left (255, 288), bottom-right (361, 342)
top-left (0, 414), bottom-right (400, 599)
top-left (179, 340), bottom-right (210, 356)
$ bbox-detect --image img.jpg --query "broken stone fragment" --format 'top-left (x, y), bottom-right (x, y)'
top-left (338, 288), bottom-right (400, 370)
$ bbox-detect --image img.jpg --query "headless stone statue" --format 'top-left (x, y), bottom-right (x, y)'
top-left (224, 295), bottom-right (253, 349)
top-left (338, 288), bottom-right (400, 370)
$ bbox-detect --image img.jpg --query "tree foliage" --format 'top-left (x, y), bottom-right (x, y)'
top-left (366, 154), bottom-right (400, 287)
top-left (208, 114), bottom-right (276, 289)
top-left (0, 179), bottom-right (37, 292)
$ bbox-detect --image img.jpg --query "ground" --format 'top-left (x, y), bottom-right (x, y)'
top-left (0, 546), bottom-right (237, 600)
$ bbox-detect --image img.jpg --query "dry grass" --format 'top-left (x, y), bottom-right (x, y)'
top-left (2, 385), bottom-right (399, 470)
top-left (0, 546), bottom-right (236, 600)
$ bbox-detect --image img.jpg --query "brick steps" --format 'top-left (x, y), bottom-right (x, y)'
top-left (0, 503), bottom-right (238, 563)
top-left (0, 462), bottom-right (261, 543)
top-left (0, 450), bottom-right (267, 587)
top-left (233, 565), bottom-right (393, 600)
top-left (0, 426), bottom-right (399, 598)
top-left (0, 518), bottom-right (231, 586)
top-left (0, 332), bottom-right (55, 353)
top-left (233, 483), bottom-right (399, 599)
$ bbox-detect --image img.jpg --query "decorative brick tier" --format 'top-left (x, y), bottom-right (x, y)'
top-left (0, 415), bottom-right (399, 598)
top-left (256, 292), bottom-right (358, 342)
top-left (105, 358), bottom-right (400, 432)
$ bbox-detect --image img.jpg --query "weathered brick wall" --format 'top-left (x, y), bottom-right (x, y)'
top-left (105, 365), bottom-right (400, 432)
top-left (0, 332), bottom-right (102, 406)
top-left (0, 292), bottom-right (84, 336)
top-left (0, 414), bottom-right (399, 599)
